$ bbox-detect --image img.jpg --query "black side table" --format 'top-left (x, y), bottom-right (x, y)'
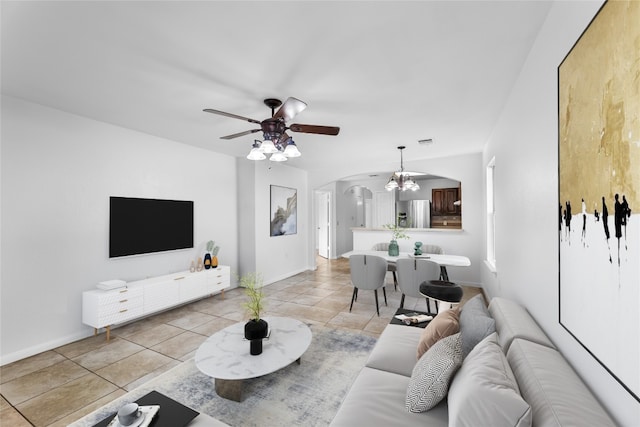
top-left (92, 390), bottom-right (199, 427)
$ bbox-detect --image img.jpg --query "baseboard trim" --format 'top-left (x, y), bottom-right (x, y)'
top-left (263, 267), bottom-right (310, 286)
top-left (1, 330), bottom-right (92, 366)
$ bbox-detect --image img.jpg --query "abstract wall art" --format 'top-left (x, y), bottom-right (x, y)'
top-left (270, 185), bottom-right (297, 237)
top-left (558, 0), bottom-right (639, 402)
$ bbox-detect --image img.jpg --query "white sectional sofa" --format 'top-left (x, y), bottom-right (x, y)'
top-left (330, 296), bottom-right (616, 427)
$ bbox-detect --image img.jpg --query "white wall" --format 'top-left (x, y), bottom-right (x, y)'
top-left (1, 96), bottom-right (239, 364)
top-left (483, 1), bottom-right (639, 424)
top-left (237, 160), bottom-right (257, 279)
top-left (247, 161), bottom-right (310, 285)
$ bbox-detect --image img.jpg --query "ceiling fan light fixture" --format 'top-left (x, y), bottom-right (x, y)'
top-left (269, 151), bottom-right (288, 162)
top-left (247, 140), bottom-right (266, 160)
top-left (260, 139), bottom-right (278, 154)
top-left (203, 97), bottom-right (339, 161)
top-left (283, 138), bottom-right (301, 157)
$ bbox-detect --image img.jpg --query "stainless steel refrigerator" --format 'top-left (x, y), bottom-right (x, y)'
top-left (396, 200), bottom-right (431, 228)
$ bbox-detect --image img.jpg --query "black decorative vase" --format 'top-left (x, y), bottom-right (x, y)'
top-left (244, 319), bottom-right (268, 355)
top-left (249, 339), bottom-right (262, 356)
top-left (204, 253), bottom-right (212, 269)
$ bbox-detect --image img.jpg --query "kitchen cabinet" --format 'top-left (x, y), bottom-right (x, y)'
top-left (431, 188), bottom-right (461, 228)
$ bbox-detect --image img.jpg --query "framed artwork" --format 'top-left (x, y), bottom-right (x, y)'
top-left (270, 185), bottom-right (297, 236)
top-left (558, 0), bottom-right (639, 402)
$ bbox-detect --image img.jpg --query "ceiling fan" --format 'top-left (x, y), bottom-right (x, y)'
top-left (203, 97), bottom-right (340, 161)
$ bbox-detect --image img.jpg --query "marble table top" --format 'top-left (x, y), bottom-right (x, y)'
top-left (194, 316), bottom-right (312, 380)
top-left (341, 250), bottom-right (471, 267)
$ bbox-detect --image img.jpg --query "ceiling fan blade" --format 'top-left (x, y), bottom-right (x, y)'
top-left (273, 97), bottom-right (307, 121)
top-left (289, 124), bottom-right (340, 136)
top-left (220, 129), bottom-right (261, 140)
top-left (203, 108), bottom-right (261, 125)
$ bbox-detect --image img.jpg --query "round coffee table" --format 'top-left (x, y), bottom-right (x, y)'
top-left (195, 316), bottom-right (312, 401)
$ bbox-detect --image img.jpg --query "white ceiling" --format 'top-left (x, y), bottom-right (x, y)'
top-left (1, 1), bottom-right (553, 173)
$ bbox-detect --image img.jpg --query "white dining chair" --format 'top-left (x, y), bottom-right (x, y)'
top-left (421, 244), bottom-right (448, 280)
top-left (349, 254), bottom-right (388, 316)
top-left (396, 258), bottom-right (441, 313)
top-left (371, 242), bottom-right (398, 290)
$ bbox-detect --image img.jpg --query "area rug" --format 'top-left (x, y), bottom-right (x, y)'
top-left (70, 325), bottom-right (377, 427)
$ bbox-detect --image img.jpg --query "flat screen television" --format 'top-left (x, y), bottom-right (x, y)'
top-left (109, 196), bottom-right (194, 258)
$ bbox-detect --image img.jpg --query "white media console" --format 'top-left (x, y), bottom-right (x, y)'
top-left (82, 266), bottom-right (231, 340)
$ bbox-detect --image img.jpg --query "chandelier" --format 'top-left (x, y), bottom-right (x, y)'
top-left (385, 146), bottom-right (420, 191)
top-left (246, 136), bottom-right (301, 162)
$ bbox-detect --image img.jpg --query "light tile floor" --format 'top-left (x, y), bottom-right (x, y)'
top-left (0, 256), bottom-right (482, 426)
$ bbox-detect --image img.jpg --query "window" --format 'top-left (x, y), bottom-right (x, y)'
top-left (486, 157), bottom-right (496, 272)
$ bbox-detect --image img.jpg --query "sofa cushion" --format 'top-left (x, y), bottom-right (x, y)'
top-left (406, 333), bottom-right (462, 412)
top-left (189, 414), bottom-right (231, 426)
top-left (488, 297), bottom-right (554, 352)
top-left (459, 294), bottom-right (495, 357)
top-left (448, 333), bottom-right (532, 427)
top-left (329, 367), bottom-right (448, 427)
top-left (507, 339), bottom-right (616, 427)
top-left (416, 307), bottom-right (460, 359)
top-left (366, 324), bottom-right (423, 377)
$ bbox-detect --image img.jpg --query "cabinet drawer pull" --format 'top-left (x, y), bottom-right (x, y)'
top-left (119, 309), bottom-right (128, 313)
top-left (119, 289), bottom-right (128, 293)
top-left (120, 299), bottom-right (128, 303)
top-left (174, 276), bottom-right (185, 281)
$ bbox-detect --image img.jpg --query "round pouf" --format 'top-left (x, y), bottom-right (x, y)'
top-left (419, 280), bottom-right (463, 303)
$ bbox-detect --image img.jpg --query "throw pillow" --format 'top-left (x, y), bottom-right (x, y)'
top-left (459, 294), bottom-right (495, 357)
top-left (448, 333), bottom-right (532, 427)
top-left (406, 332), bottom-right (463, 413)
top-left (416, 307), bottom-right (460, 359)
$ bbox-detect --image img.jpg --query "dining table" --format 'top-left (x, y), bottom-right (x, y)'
top-left (340, 250), bottom-right (471, 281)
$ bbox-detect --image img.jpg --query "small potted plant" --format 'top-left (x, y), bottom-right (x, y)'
top-left (383, 223), bottom-right (409, 256)
top-left (240, 272), bottom-right (268, 355)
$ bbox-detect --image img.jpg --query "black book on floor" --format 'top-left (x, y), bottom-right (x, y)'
top-left (389, 307), bottom-right (433, 328)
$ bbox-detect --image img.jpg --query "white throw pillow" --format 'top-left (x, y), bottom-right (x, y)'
top-left (406, 333), bottom-right (463, 412)
top-left (448, 333), bottom-right (532, 427)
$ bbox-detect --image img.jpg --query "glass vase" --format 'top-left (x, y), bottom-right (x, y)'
top-left (388, 239), bottom-right (399, 256)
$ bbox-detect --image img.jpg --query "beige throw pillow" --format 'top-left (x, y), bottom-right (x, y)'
top-left (416, 307), bottom-right (460, 359)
